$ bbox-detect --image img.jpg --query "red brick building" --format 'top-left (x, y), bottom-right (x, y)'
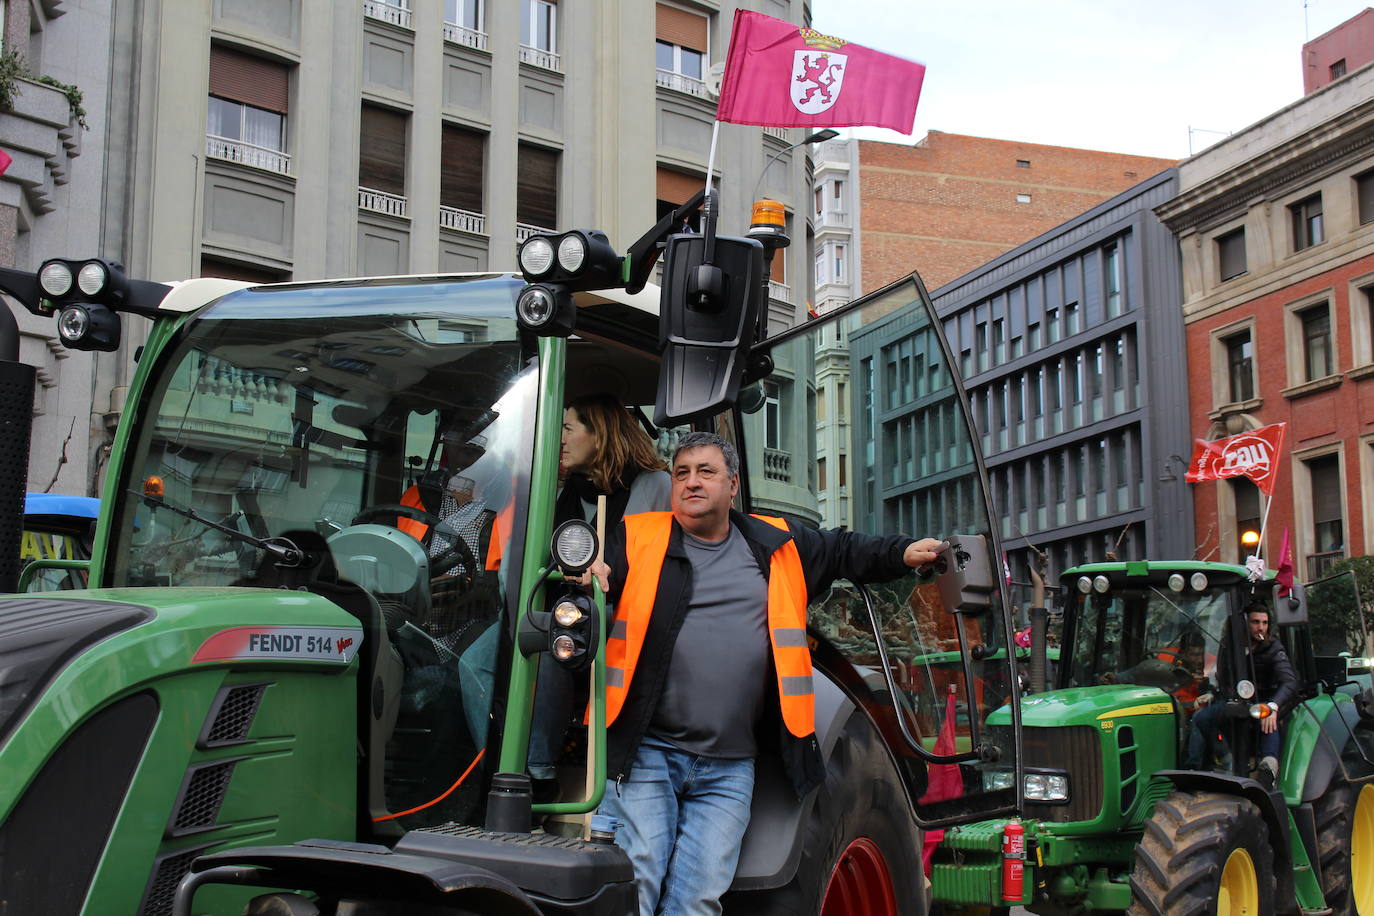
top-left (1303, 8), bottom-right (1374, 94)
top-left (856, 132), bottom-right (1175, 294)
top-left (1156, 65), bottom-right (1374, 576)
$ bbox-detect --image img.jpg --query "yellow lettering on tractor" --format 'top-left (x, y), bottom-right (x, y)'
top-left (1096, 703), bottom-right (1173, 720)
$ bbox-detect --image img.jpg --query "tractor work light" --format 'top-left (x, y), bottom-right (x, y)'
top-left (517, 230), bottom-right (622, 292)
top-left (516, 283), bottom-right (575, 337)
top-left (39, 259), bottom-right (74, 298)
top-left (1077, 576), bottom-right (1093, 595)
top-left (1190, 572), bottom-right (1209, 591)
top-left (1168, 573), bottom-right (1186, 592)
top-left (551, 519), bottom-right (598, 575)
top-left (76, 260), bottom-right (110, 296)
top-left (56, 303), bottom-right (121, 351)
top-left (518, 236), bottom-right (556, 278)
top-left (1236, 679), bottom-right (1256, 699)
top-left (1092, 575), bottom-right (1110, 594)
top-left (557, 233), bottom-right (587, 273)
top-left (547, 590), bottom-right (597, 671)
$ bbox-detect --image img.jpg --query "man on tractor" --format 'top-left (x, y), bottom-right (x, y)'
top-left (1185, 599), bottom-right (1299, 784)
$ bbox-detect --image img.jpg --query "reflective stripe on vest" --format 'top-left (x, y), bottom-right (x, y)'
top-left (397, 485), bottom-right (430, 541)
top-left (603, 512), bottom-right (815, 738)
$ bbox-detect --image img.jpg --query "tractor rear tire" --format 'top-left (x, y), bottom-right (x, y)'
top-left (721, 712), bottom-right (922, 916)
top-left (1128, 790), bottom-right (1274, 916)
top-left (1314, 780), bottom-right (1374, 915)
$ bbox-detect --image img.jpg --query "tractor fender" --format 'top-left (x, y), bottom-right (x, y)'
top-left (1299, 697), bottom-right (1370, 803)
top-left (1152, 769), bottom-right (1295, 913)
top-left (731, 670), bottom-right (857, 890)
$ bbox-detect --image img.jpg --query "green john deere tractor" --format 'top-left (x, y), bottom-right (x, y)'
top-left (930, 559), bottom-right (1374, 916)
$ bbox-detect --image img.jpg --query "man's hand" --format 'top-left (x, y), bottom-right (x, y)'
top-left (572, 560), bottom-right (610, 593)
top-left (1196, 693), bottom-right (1212, 707)
top-left (903, 537), bottom-right (946, 569)
top-left (1261, 704), bottom-right (1279, 733)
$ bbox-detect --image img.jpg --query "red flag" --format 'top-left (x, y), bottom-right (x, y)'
top-left (0, 149), bottom-right (12, 177)
top-left (1276, 526), bottom-right (1295, 596)
top-left (716, 11), bottom-right (926, 132)
top-left (1184, 422), bottom-right (1287, 496)
top-left (920, 687), bottom-right (963, 875)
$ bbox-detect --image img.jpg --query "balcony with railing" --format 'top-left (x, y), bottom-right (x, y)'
top-left (358, 187), bottom-right (409, 218)
top-left (815, 208), bottom-right (850, 230)
top-left (206, 136), bottom-right (292, 176)
top-left (519, 45), bottom-right (561, 71)
top-left (1308, 550), bottom-right (1346, 581)
top-left (440, 206), bottom-right (486, 235)
top-left (763, 448), bottom-right (792, 483)
top-left (363, 0), bottom-right (411, 28)
top-left (763, 126), bottom-right (791, 142)
top-left (768, 280), bottom-right (792, 303)
top-left (655, 69), bottom-right (709, 99)
top-left (443, 21), bottom-right (488, 50)
top-left (515, 222), bottom-right (553, 244)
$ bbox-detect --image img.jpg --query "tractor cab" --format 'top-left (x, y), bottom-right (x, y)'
top-left (1058, 562), bottom-right (1301, 780)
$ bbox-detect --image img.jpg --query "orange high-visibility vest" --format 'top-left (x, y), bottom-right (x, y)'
top-left (397, 485), bottom-right (430, 541)
top-left (603, 512), bottom-right (815, 738)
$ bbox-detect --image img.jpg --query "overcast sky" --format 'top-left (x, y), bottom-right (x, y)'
top-left (810, 0), bottom-right (1374, 159)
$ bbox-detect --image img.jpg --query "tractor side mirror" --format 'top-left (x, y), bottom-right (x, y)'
top-left (1275, 583), bottom-right (1308, 626)
top-left (654, 232), bottom-right (762, 426)
top-left (934, 534), bottom-right (996, 615)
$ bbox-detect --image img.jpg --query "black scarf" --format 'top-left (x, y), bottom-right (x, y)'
top-left (554, 464), bottom-right (644, 530)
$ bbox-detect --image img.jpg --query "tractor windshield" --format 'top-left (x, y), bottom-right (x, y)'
top-left (1063, 582), bottom-right (1231, 704)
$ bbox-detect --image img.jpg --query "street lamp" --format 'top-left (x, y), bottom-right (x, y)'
top-left (752, 128), bottom-right (840, 202)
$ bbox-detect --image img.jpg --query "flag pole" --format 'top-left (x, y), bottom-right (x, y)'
top-left (704, 120), bottom-right (720, 199)
top-left (1256, 489), bottom-right (1274, 560)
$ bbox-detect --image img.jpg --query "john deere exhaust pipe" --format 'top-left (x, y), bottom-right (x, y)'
top-left (1028, 568), bottom-right (1048, 695)
top-left (0, 300), bottom-right (35, 594)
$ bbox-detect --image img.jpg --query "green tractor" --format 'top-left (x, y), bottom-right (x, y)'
top-left (930, 559), bottom-right (1374, 915)
top-left (0, 195), bottom-right (1031, 915)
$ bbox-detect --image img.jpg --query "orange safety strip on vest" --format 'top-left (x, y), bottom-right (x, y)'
top-left (602, 512), bottom-right (814, 737)
top-left (754, 515), bottom-right (815, 737)
top-left (485, 502), bottom-right (514, 571)
top-left (397, 485), bottom-right (430, 541)
top-left (603, 512), bottom-right (674, 727)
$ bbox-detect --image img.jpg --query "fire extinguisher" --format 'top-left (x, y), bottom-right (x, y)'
top-left (1001, 819), bottom-right (1025, 903)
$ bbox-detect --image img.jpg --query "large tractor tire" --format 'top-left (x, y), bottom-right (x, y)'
top-left (1314, 781), bottom-right (1374, 915)
top-left (1128, 790), bottom-right (1275, 916)
top-left (722, 712), bottom-right (923, 916)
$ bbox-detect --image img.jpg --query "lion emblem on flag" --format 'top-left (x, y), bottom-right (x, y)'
top-left (792, 50), bottom-right (847, 114)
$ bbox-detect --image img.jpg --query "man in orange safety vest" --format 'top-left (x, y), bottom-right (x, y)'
top-left (584, 430), bottom-right (941, 915)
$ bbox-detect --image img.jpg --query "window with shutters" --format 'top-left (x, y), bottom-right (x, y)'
top-left (1291, 193), bottom-right (1324, 251)
top-left (1305, 453), bottom-right (1345, 578)
top-left (655, 167), bottom-right (702, 232)
top-left (1357, 170), bottom-right (1374, 225)
top-left (440, 124), bottom-right (486, 234)
top-left (206, 45), bottom-right (290, 174)
top-left (655, 4), bottom-right (709, 98)
top-left (359, 104), bottom-right (408, 217)
top-left (517, 144), bottom-right (558, 232)
top-left (1217, 227), bottom-right (1246, 281)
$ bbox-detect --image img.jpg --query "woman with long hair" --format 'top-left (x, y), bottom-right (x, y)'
top-left (531, 393), bottom-right (671, 793)
top-left (555, 392), bottom-right (670, 529)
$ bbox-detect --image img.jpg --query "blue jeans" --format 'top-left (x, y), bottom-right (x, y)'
top-left (598, 736), bottom-right (755, 916)
top-left (1186, 702), bottom-right (1281, 769)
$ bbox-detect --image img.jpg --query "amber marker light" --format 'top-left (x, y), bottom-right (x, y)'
top-left (1241, 530), bottom-right (1261, 547)
top-left (750, 199), bottom-right (787, 232)
top-left (143, 475), bottom-right (166, 499)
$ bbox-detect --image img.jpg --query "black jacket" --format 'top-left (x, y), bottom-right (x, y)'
top-left (1250, 636), bottom-right (1299, 711)
top-left (601, 509), bottom-right (917, 798)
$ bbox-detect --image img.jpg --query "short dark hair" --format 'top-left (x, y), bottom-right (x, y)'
top-left (672, 431), bottom-right (739, 477)
top-left (1243, 601), bottom-right (1271, 620)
